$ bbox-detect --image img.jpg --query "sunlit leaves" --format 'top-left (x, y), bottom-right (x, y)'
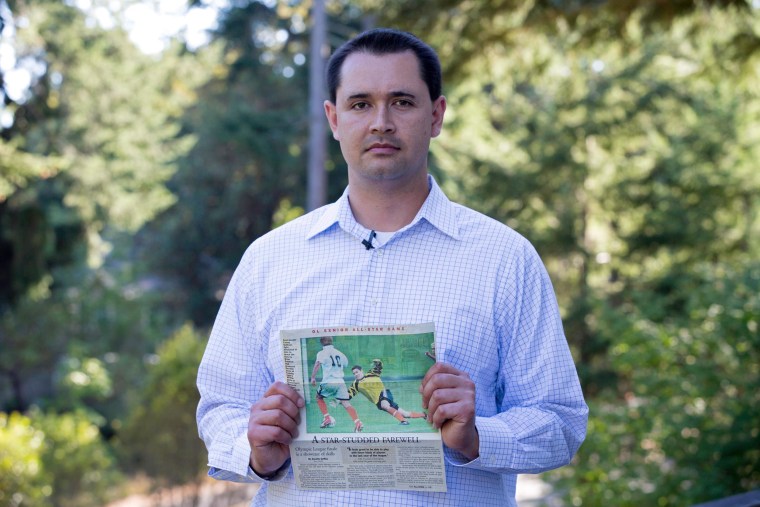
top-left (560, 263), bottom-right (760, 504)
top-left (0, 409), bottom-right (120, 507)
top-left (33, 409), bottom-right (121, 507)
top-left (0, 412), bottom-right (49, 506)
top-left (118, 324), bottom-right (208, 487)
top-left (0, 140), bottom-right (65, 202)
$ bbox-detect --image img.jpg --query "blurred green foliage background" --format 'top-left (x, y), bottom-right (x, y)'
top-left (0, 0), bottom-right (758, 505)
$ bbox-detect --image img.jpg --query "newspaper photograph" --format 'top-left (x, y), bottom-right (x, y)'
top-left (281, 322), bottom-right (446, 492)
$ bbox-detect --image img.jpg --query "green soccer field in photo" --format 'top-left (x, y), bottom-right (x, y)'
top-left (305, 377), bottom-right (437, 434)
top-left (301, 332), bottom-right (437, 433)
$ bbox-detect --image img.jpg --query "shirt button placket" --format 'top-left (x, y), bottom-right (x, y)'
top-left (364, 246), bottom-right (385, 321)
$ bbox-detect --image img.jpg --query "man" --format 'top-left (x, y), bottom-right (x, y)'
top-left (309, 336), bottom-right (363, 432)
top-left (348, 361), bottom-right (426, 425)
top-left (197, 28), bottom-right (588, 506)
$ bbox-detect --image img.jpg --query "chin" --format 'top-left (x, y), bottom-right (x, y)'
top-left (358, 164), bottom-right (423, 182)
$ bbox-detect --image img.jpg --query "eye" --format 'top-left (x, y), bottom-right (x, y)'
top-left (350, 101), bottom-right (370, 110)
top-left (393, 98), bottom-right (414, 108)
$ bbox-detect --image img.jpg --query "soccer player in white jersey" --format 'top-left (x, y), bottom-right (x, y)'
top-left (309, 336), bottom-right (363, 432)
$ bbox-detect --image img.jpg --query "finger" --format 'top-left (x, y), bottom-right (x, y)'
top-left (421, 363), bottom-right (470, 396)
top-left (426, 382), bottom-right (473, 407)
top-left (426, 385), bottom-right (473, 419)
top-left (422, 372), bottom-right (471, 393)
top-left (421, 362), bottom-right (462, 385)
top-left (420, 371), bottom-right (472, 408)
top-left (252, 396), bottom-right (302, 426)
top-left (251, 393), bottom-right (305, 431)
top-left (249, 385), bottom-right (306, 444)
top-left (256, 383), bottom-right (306, 419)
top-left (249, 405), bottom-right (302, 450)
top-left (427, 397), bottom-right (474, 428)
top-left (266, 381), bottom-right (306, 408)
top-left (249, 420), bottom-right (299, 447)
top-left (251, 402), bottom-right (301, 429)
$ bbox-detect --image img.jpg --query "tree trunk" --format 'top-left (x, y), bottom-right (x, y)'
top-left (307, 0), bottom-right (327, 211)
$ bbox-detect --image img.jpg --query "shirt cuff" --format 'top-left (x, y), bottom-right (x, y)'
top-left (227, 430), bottom-right (290, 482)
top-left (207, 461), bottom-right (289, 484)
top-left (443, 445), bottom-right (483, 467)
top-left (443, 416), bottom-right (514, 470)
top-left (207, 430), bottom-right (258, 482)
top-left (251, 458), bottom-right (291, 481)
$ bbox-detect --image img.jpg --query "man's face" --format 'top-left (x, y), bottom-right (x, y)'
top-left (324, 51), bottom-right (446, 188)
top-left (352, 368), bottom-right (364, 380)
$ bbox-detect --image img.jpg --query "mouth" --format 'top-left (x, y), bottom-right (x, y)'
top-left (366, 142), bottom-right (400, 154)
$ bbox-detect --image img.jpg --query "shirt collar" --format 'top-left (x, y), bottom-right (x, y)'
top-left (306, 175), bottom-right (461, 241)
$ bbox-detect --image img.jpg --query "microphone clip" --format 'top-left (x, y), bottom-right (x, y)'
top-left (362, 230), bottom-right (376, 250)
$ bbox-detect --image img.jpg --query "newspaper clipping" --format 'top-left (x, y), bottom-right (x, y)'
top-left (281, 322), bottom-right (446, 492)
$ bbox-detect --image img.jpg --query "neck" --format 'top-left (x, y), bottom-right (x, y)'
top-left (348, 173), bottom-right (430, 232)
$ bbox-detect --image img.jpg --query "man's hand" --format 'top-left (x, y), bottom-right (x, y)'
top-left (420, 362), bottom-right (479, 460)
top-left (248, 381), bottom-right (304, 477)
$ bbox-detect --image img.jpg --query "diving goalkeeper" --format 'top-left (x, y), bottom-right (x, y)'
top-left (348, 360), bottom-right (426, 425)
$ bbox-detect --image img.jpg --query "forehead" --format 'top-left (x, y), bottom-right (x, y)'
top-left (337, 50), bottom-right (426, 99)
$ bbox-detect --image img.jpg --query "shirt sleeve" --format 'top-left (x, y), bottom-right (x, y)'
top-left (446, 240), bottom-right (588, 474)
top-left (196, 247), bottom-right (280, 483)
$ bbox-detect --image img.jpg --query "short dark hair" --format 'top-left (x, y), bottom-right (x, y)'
top-left (326, 28), bottom-right (442, 103)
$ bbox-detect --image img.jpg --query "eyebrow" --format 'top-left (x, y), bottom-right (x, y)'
top-left (345, 90), bottom-right (417, 101)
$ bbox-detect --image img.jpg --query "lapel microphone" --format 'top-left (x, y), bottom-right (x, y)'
top-left (362, 230), bottom-right (376, 250)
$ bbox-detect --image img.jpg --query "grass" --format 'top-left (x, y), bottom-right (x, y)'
top-left (305, 379), bottom-right (436, 434)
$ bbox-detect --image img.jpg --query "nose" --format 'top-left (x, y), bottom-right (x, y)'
top-left (370, 106), bottom-right (395, 134)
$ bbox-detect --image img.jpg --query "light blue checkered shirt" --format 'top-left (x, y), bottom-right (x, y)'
top-left (197, 176), bottom-right (588, 506)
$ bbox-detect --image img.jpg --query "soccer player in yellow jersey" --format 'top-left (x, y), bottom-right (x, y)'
top-left (348, 360), bottom-right (426, 425)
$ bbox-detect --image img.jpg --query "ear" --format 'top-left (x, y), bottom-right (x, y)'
top-left (324, 100), bottom-right (340, 141)
top-left (430, 95), bottom-right (447, 138)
